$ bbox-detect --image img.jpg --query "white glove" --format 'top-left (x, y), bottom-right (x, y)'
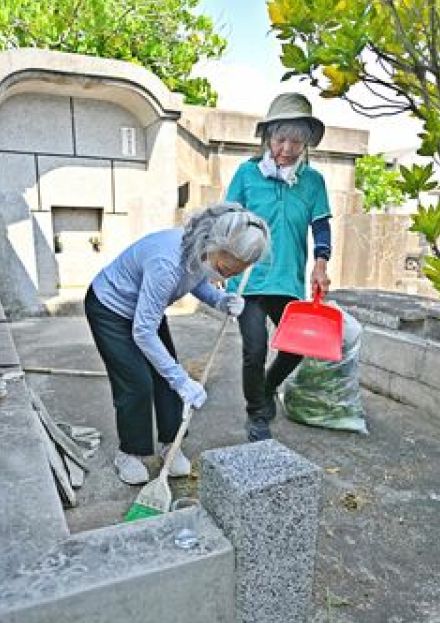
top-left (216, 294), bottom-right (245, 317)
top-left (177, 377), bottom-right (207, 409)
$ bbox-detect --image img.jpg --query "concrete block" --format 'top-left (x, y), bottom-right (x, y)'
top-left (199, 440), bottom-right (322, 623)
top-left (388, 374), bottom-right (440, 419)
top-left (0, 510), bottom-right (234, 623)
top-left (360, 326), bottom-right (426, 380)
top-left (359, 362), bottom-right (391, 396)
top-left (418, 341), bottom-right (440, 390)
top-left (425, 318), bottom-right (440, 341)
top-left (74, 98), bottom-right (146, 160)
top-left (345, 305), bottom-right (401, 330)
top-left (0, 93), bottom-right (73, 154)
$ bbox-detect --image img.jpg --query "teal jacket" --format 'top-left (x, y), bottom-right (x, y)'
top-left (226, 159), bottom-right (331, 300)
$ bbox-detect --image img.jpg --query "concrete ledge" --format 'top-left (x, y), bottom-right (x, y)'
top-left (360, 361), bottom-right (440, 418)
top-left (0, 299), bottom-right (68, 581)
top-left (359, 325), bottom-right (440, 418)
top-left (360, 326), bottom-right (440, 392)
top-left (0, 512), bottom-right (234, 623)
top-left (329, 288), bottom-right (440, 340)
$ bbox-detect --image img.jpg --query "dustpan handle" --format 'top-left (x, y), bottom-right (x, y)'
top-left (313, 288), bottom-right (323, 306)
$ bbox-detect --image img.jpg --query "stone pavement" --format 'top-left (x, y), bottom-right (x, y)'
top-left (9, 311), bottom-right (440, 623)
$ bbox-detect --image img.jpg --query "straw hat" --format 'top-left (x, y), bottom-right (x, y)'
top-left (255, 93), bottom-right (325, 147)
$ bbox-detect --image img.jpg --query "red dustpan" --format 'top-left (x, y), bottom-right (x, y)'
top-left (271, 291), bottom-right (343, 362)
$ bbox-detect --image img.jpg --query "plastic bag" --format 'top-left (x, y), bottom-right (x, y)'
top-left (280, 309), bottom-right (368, 434)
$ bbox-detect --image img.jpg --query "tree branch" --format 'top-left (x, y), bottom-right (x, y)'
top-left (342, 94), bottom-right (410, 118)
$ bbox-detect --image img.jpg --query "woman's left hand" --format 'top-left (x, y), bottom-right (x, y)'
top-left (311, 258), bottom-right (330, 297)
top-left (216, 293), bottom-right (245, 317)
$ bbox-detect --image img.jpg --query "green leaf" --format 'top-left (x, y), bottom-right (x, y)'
top-left (397, 163), bottom-right (438, 199)
top-left (409, 204), bottom-right (440, 244)
top-left (423, 256), bottom-right (440, 294)
top-left (281, 43), bottom-right (310, 73)
top-left (355, 154), bottom-right (404, 211)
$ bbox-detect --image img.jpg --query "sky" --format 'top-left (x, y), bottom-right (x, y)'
top-left (194, 0), bottom-right (422, 155)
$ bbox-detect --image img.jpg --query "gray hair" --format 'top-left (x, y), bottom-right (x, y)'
top-left (262, 119), bottom-right (313, 146)
top-left (182, 202), bottom-right (270, 273)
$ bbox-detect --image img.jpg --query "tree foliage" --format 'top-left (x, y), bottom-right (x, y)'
top-left (0, 0), bottom-right (226, 106)
top-left (355, 154), bottom-right (404, 211)
top-left (268, 0), bottom-right (440, 293)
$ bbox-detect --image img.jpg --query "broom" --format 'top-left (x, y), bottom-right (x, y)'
top-left (124, 268), bottom-right (251, 522)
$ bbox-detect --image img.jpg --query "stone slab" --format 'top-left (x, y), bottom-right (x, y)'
top-left (359, 361), bottom-right (440, 420)
top-left (199, 440), bottom-right (322, 623)
top-left (329, 288), bottom-right (440, 337)
top-left (388, 374), bottom-right (440, 419)
top-left (0, 376), bottom-right (69, 582)
top-left (0, 510), bottom-right (234, 623)
top-left (360, 326), bottom-right (428, 383)
top-left (360, 326), bottom-right (440, 392)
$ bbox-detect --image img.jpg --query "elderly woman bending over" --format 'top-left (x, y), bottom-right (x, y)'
top-left (85, 203), bottom-right (270, 485)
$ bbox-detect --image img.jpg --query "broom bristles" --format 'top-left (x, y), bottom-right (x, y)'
top-left (124, 477), bottom-right (172, 522)
top-left (124, 503), bottom-right (163, 522)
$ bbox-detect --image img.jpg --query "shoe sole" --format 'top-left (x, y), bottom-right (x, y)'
top-left (168, 469), bottom-right (191, 478)
top-left (114, 465), bottom-right (149, 485)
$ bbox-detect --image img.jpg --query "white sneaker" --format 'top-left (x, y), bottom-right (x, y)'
top-left (114, 451), bottom-right (149, 485)
top-left (161, 445), bottom-right (191, 477)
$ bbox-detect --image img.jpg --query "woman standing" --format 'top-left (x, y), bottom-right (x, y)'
top-left (225, 93), bottom-right (332, 442)
top-left (85, 203), bottom-right (269, 484)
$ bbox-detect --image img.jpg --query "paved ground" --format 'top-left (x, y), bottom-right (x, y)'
top-left (10, 312), bottom-right (440, 623)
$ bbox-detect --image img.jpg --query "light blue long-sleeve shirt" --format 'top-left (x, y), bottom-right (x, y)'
top-left (92, 228), bottom-right (225, 392)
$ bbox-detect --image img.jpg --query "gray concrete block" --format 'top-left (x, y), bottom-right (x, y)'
top-left (199, 440), bottom-right (322, 623)
top-left (359, 362), bottom-right (391, 396)
top-left (425, 318), bottom-right (440, 341)
top-left (388, 374), bottom-right (440, 419)
top-left (418, 341), bottom-right (440, 390)
top-left (360, 326), bottom-right (427, 380)
top-left (74, 98), bottom-right (146, 160)
top-left (0, 93), bottom-right (73, 154)
top-left (340, 304), bottom-right (402, 330)
top-left (0, 510), bottom-right (234, 623)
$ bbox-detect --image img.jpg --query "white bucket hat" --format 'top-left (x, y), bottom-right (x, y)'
top-left (256, 92), bottom-right (325, 147)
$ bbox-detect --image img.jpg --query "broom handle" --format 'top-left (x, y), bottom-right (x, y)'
top-left (160, 267), bottom-right (252, 479)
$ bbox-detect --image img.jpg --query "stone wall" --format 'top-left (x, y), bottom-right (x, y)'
top-left (328, 289), bottom-right (440, 418)
top-left (0, 49), bottom-right (181, 315)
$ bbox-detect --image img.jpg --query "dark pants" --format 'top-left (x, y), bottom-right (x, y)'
top-left (238, 295), bottom-right (303, 420)
top-left (84, 287), bottom-right (183, 455)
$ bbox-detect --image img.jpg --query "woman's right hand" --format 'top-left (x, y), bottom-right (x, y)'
top-left (177, 377), bottom-right (207, 409)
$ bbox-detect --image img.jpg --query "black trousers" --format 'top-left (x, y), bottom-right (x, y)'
top-left (84, 287), bottom-right (182, 455)
top-left (238, 295), bottom-right (303, 420)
